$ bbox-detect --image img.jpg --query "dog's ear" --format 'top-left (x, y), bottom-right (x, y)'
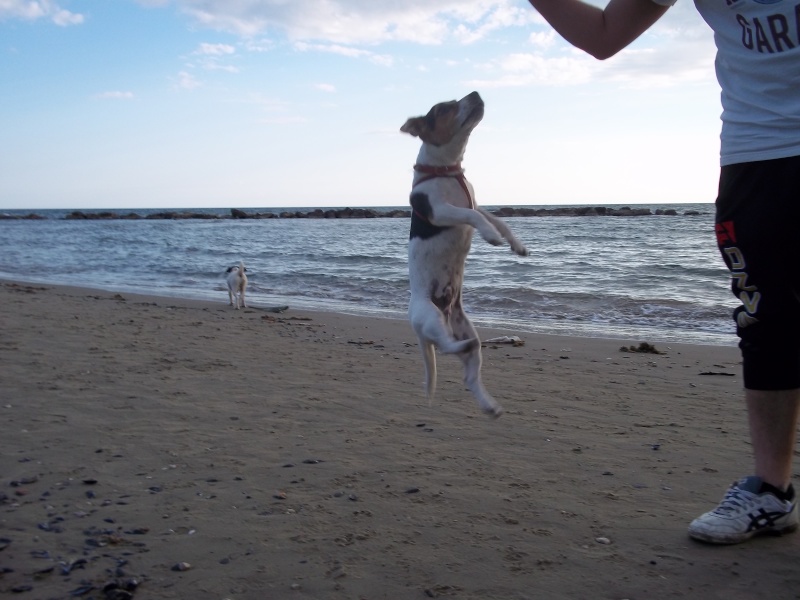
top-left (400, 116), bottom-right (427, 138)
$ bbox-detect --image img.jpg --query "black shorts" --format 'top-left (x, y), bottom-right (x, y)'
top-left (715, 154), bottom-right (800, 390)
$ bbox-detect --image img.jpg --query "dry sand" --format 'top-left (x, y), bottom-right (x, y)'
top-left (1, 280), bottom-right (798, 600)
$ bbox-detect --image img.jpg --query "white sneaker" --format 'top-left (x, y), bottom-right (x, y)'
top-left (688, 476), bottom-right (798, 544)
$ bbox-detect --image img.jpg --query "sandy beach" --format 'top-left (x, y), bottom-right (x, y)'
top-left (1, 279), bottom-right (798, 600)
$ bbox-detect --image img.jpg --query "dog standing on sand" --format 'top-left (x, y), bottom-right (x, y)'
top-left (401, 91), bottom-right (528, 417)
top-left (225, 262), bottom-right (248, 309)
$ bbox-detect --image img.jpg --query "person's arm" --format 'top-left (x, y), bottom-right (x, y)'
top-left (527, 0), bottom-right (670, 60)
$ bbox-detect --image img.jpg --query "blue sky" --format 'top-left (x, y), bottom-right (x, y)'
top-left (1, 0), bottom-right (721, 209)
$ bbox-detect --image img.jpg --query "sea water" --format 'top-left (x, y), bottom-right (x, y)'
top-left (0, 204), bottom-right (737, 346)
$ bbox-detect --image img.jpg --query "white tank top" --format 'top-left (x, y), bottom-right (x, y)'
top-left (654, 0), bottom-right (800, 165)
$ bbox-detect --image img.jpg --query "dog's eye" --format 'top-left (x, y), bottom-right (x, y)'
top-left (424, 102), bottom-right (456, 129)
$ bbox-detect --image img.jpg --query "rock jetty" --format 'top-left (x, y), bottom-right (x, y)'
top-left (0, 206), bottom-right (705, 220)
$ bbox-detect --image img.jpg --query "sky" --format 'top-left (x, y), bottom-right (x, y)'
top-left (0, 0), bottom-right (722, 209)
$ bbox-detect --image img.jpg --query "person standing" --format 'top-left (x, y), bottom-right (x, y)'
top-left (524, 0), bottom-right (800, 544)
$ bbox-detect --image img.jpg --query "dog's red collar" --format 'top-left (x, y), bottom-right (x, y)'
top-left (411, 163), bottom-right (474, 210)
top-left (413, 163), bottom-right (463, 177)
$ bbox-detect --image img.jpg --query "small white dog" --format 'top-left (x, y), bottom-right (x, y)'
top-left (225, 261), bottom-right (248, 309)
top-left (401, 91), bottom-right (528, 417)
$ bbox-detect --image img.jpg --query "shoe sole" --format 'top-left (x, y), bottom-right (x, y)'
top-left (689, 522), bottom-right (799, 545)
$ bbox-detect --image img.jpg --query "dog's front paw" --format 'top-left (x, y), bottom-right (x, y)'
top-left (481, 228), bottom-right (503, 246)
top-left (512, 244), bottom-right (529, 257)
top-left (478, 223), bottom-right (503, 246)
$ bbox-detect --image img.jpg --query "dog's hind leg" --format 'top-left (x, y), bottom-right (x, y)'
top-left (460, 348), bottom-right (502, 417)
top-left (450, 309), bottom-right (502, 417)
top-left (411, 301), bottom-right (477, 356)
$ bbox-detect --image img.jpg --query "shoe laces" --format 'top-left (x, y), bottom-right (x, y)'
top-left (712, 485), bottom-right (760, 516)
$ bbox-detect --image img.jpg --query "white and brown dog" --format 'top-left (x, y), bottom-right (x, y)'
top-left (225, 261), bottom-right (248, 309)
top-left (401, 91), bottom-right (528, 417)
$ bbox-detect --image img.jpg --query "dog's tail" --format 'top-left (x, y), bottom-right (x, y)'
top-left (421, 341), bottom-right (437, 403)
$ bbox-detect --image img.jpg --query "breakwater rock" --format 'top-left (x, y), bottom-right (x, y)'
top-left (0, 206), bottom-right (705, 220)
top-left (492, 206), bottom-right (696, 217)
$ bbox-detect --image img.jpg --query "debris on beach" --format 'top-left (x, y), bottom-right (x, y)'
top-left (250, 304), bottom-right (290, 315)
top-left (263, 305), bottom-right (289, 313)
top-left (619, 342), bottom-right (664, 355)
top-left (595, 536), bottom-right (612, 545)
top-left (699, 371), bottom-right (735, 376)
top-left (261, 315), bottom-right (314, 326)
top-left (484, 335), bottom-right (525, 347)
top-left (3, 282), bottom-right (48, 293)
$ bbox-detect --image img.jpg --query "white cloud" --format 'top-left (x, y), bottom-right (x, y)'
top-left (188, 42), bottom-right (239, 72)
top-left (369, 53), bottom-right (393, 67)
top-left (195, 42), bottom-right (235, 56)
top-left (155, 0), bottom-right (712, 91)
top-left (205, 63), bottom-right (239, 73)
top-left (52, 7), bottom-right (81, 25)
top-left (469, 42), bottom-right (716, 90)
top-left (529, 30), bottom-right (556, 49)
top-left (293, 41), bottom-right (394, 67)
top-left (470, 52), bottom-right (595, 88)
top-left (314, 83), bottom-right (336, 93)
top-left (243, 38), bottom-right (274, 52)
top-left (258, 115), bottom-right (308, 125)
top-left (602, 43), bottom-right (716, 89)
top-left (95, 91), bottom-right (134, 100)
top-left (164, 0), bottom-right (531, 45)
top-left (452, 3), bottom-right (532, 44)
top-left (174, 70), bottom-right (201, 89)
top-left (469, 7), bottom-right (717, 91)
top-left (0, 0), bottom-right (83, 25)
top-left (295, 41), bottom-right (368, 59)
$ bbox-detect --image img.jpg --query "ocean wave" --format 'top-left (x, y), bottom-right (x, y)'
top-left (0, 203), bottom-right (737, 345)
